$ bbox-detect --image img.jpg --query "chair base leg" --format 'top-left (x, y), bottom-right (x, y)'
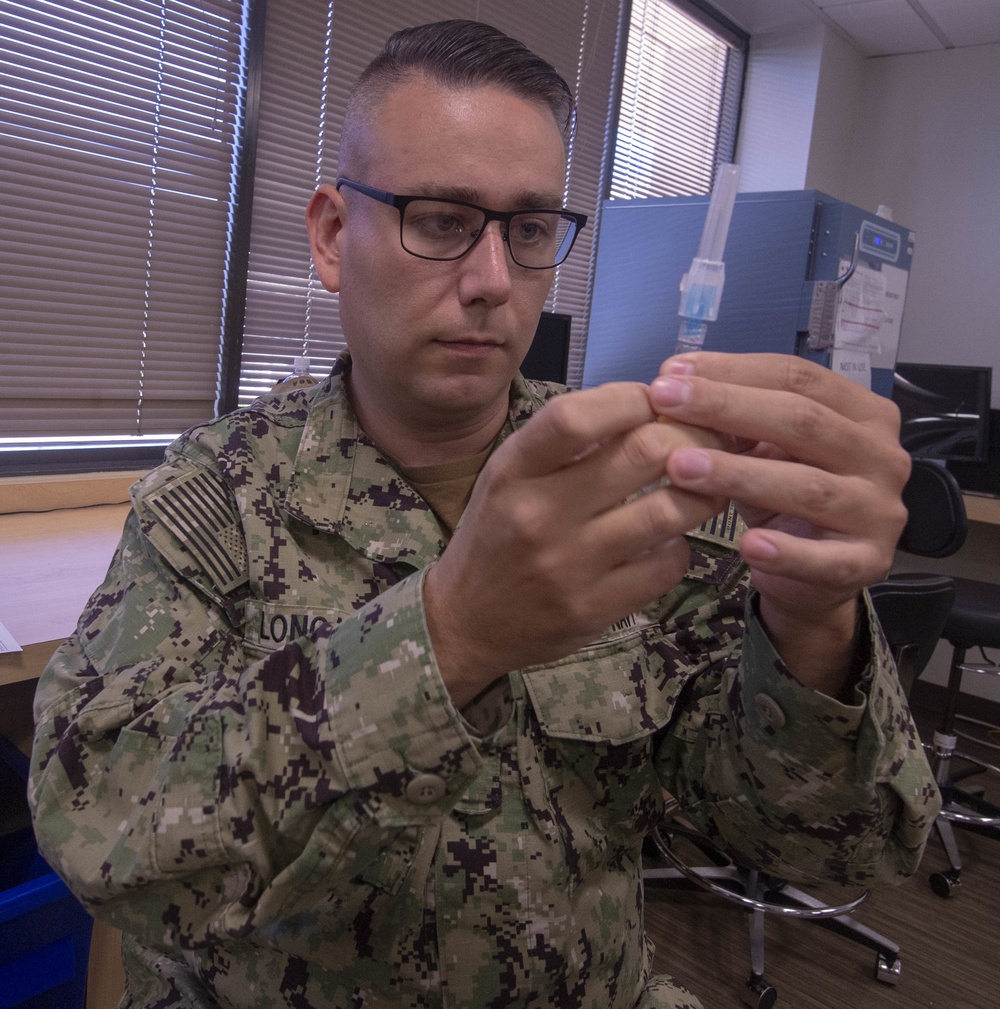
top-left (928, 722), bottom-right (1000, 895)
top-left (929, 868), bottom-right (961, 898)
top-left (934, 814), bottom-right (963, 876)
top-left (742, 974), bottom-right (778, 1009)
top-left (771, 882), bottom-right (901, 966)
top-left (642, 828), bottom-right (905, 1001)
top-left (876, 953), bottom-right (903, 985)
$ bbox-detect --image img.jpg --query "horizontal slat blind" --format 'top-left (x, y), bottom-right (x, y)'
top-left (235, 0), bottom-right (342, 402)
top-left (0, 0), bottom-right (246, 444)
top-left (535, 0), bottom-right (621, 388)
top-left (238, 0), bottom-right (620, 403)
top-left (610, 0), bottom-right (744, 201)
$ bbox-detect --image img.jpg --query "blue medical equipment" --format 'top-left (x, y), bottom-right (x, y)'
top-left (583, 189), bottom-right (914, 398)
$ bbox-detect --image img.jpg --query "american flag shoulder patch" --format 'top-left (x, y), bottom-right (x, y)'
top-left (145, 469), bottom-right (248, 595)
top-left (688, 501), bottom-right (745, 550)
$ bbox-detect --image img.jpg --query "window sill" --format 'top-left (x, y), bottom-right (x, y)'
top-left (0, 471), bottom-right (146, 515)
top-left (0, 502), bottom-right (130, 685)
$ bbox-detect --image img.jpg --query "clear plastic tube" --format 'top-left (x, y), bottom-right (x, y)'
top-left (676, 163), bottom-right (741, 353)
top-left (696, 163), bottom-right (741, 262)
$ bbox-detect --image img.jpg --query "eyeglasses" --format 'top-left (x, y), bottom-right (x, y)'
top-left (336, 178), bottom-right (587, 270)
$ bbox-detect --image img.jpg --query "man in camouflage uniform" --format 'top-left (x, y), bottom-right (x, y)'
top-left (30, 20), bottom-right (938, 1009)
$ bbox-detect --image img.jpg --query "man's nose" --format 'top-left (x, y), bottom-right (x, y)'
top-left (458, 220), bottom-right (513, 305)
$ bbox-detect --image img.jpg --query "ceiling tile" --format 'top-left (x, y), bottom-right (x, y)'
top-left (818, 0), bottom-right (945, 55)
top-left (708, 0), bottom-right (1000, 56)
top-left (919, 0), bottom-right (1000, 48)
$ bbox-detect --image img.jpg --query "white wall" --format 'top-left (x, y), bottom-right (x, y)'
top-left (840, 47), bottom-right (1000, 701)
top-left (805, 30), bottom-right (867, 200)
top-left (737, 24), bottom-right (825, 190)
top-left (845, 44), bottom-right (1000, 400)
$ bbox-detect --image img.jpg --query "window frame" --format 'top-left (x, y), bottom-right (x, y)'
top-left (0, 0), bottom-right (264, 479)
top-left (604, 0), bottom-right (748, 204)
top-left (1, 0), bottom-right (746, 478)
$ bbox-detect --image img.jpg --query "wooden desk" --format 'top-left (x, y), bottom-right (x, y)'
top-left (1, 503), bottom-right (129, 752)
top-left (0, 503), bottom-right (130, 1009)
top-left (964, 493), bottom-right (1000, 527)
top-left (0, 504), bottom-right (129, 689)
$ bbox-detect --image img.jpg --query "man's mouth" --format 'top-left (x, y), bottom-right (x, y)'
top-left (435, 337), bottom-right (504, 355)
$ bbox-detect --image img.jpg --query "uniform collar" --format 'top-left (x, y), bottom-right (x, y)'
top-left (282, 351), bottom-right (555, 566)
top-left (282, 353), bottom-right (442, 566)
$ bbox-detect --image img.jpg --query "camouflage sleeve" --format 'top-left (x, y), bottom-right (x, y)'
top-left (657, 586), bottom-right (941, 888)
top-left (29, 510), bottom-right (481, 951)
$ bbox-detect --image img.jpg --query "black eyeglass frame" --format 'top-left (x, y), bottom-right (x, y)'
top-left (335, 177), bottom-right (588, 270)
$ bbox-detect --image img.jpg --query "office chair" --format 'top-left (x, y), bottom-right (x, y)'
top-left (868, 456), bottom-right (967, 700)
top-left (875, 457), bottom-right (1000, 897)
top-left (643, 460), bottom-right (965, 1008)
top-left (924, 577), bottom-right (1000, 897)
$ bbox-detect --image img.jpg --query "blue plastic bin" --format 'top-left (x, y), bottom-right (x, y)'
top-left (0, 735), bottom-right (93, 1009)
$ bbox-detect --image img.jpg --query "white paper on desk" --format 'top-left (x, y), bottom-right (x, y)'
top-left (0, 618), bottom-right (22, 654)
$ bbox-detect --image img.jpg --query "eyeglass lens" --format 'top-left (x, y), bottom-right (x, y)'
top-left (401, 201), bottom-right (576, 268)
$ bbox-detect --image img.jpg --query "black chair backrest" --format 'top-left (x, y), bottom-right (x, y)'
top-left (897, 458), bottom-right (968, 558)
top-left (868, 458), bottom-right (967, 694)
top-left (868, 575), bottom-right (956, 693)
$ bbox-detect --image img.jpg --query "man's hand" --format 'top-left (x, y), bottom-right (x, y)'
top-left (424, 382), bottom-right (728, 708)
top-left (650, 352), bottom-right (911, 699)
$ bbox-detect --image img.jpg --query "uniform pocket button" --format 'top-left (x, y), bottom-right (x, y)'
top-left (754, 692), bottom-right (786, 730)
top-left (405, 773), bottom-right (447, 804)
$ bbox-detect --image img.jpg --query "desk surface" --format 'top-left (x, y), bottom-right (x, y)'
top-left (963, 493), bottom-right (1000, 526)
top-left (0, 504), bottom-right (128, 686)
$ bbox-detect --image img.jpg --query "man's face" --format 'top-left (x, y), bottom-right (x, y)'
top-left (307, 76), bottom-right (568, 439)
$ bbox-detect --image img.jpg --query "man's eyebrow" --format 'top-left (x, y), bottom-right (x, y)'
top-left (410, 183), bottom-right (565, 209)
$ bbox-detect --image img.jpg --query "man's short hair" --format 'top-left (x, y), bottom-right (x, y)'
top-left (339, 20), bottom-right (575, 172)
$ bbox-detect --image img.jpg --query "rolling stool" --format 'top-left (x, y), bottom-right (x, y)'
top-left (645, 571), bottom-right (958, 1009)
top-left (926, 575), bottom-right (1000, 897)
top-left (643, 462), bottom-right (967, 1008)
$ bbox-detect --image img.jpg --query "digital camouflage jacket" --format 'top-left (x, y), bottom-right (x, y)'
top-left (30, 355), bottom-right (940, 1009)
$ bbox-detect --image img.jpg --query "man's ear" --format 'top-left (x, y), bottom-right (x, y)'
top-left (305, 184), bottom-right (345, 293)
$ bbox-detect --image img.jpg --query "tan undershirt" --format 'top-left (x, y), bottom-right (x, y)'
top-left (395, 444), bottom-right (493, 537)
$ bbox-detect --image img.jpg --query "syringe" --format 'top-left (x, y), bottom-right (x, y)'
top-left (676, 163), bottom-right (741, 353)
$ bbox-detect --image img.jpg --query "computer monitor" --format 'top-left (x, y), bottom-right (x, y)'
top-left (891, 362), bottom-right (992, 464)
top-left (520, 311), bottom-right (571, 384)
top-left (947, 408), bottom-right (1000, 495)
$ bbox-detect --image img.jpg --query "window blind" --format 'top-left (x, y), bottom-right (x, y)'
top-left (236, 0), bottom-right (622, 403)
top-left (610, 0), bottom-right (745, 200)
top-left (0, 0), bottom-right (247, 465)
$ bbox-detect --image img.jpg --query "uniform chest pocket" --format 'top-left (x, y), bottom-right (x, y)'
top-left (521, 625), bottom-right (689, 745)
top-left (516, 627), bottom-right (685, 846)
top-left (523, 543), bottom-right (745, 744)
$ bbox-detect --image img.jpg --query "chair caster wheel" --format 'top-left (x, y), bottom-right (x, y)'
top-left (876, 953), bottom-right (902, 985)
top-left (929, 870), bottom-right (960, 898)
top-left (741, 975), bottom-right (777, 1009)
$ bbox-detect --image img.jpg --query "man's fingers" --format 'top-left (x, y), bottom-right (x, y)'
top-left (666, 448), bottom-right (904, 539)
top-left (494, 381), bottom-right (727, 521)
top-left (596, 535), bottom-right (695, 620)
top-left (738, 526), bottom-right (884, 600)
top-left (588, 481), bottom-right (728, 569)
top-left (653, 375), bottom-right (902, 480)
top-left (504, 382), bottom-right (657, 478)
top-left (659, 351), bottom-right (900, 429)
top-left (553, 417), bottom-right (726, 518)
